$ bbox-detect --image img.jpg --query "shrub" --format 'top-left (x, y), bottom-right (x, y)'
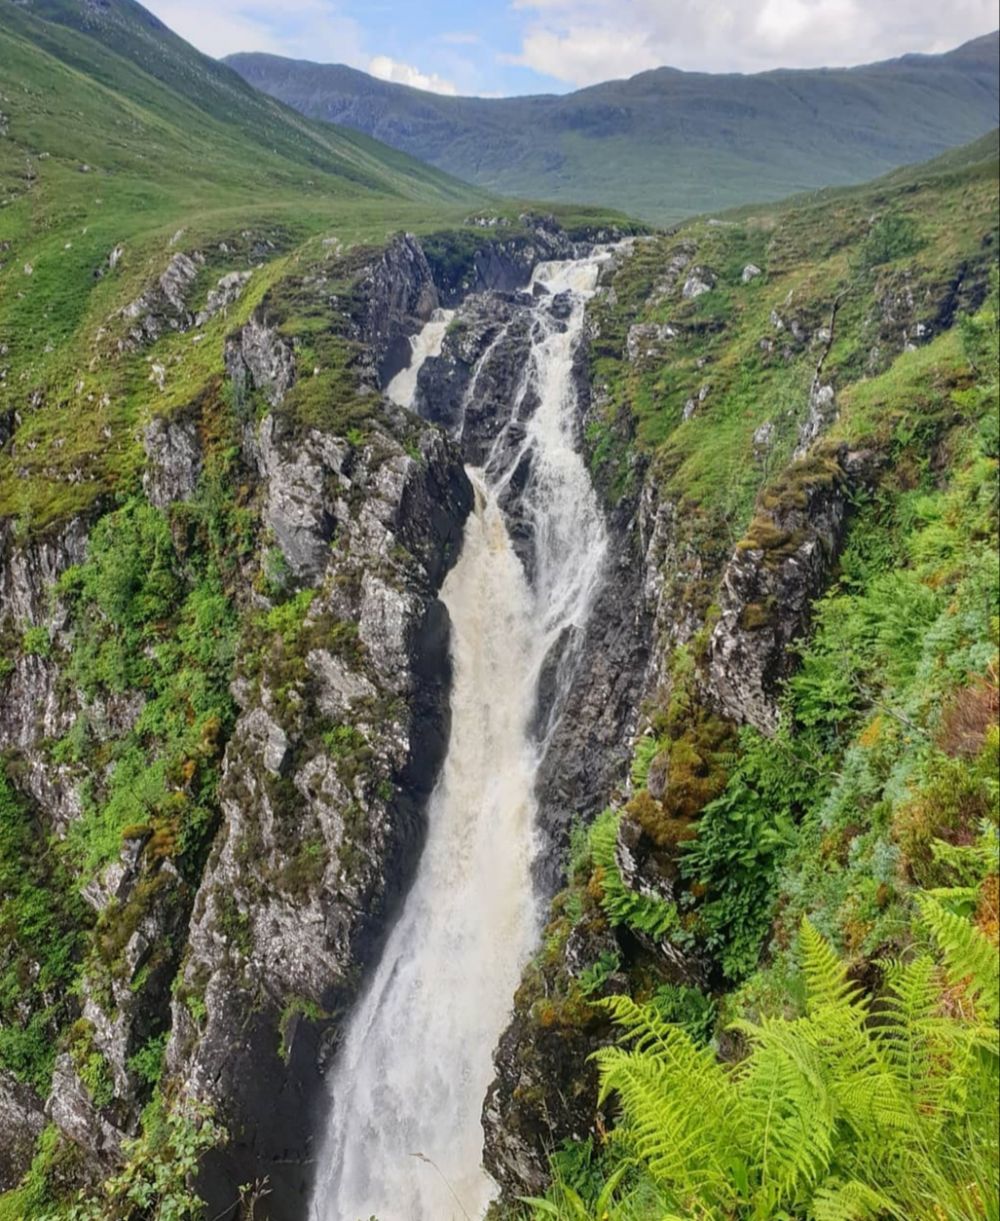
top-left (855, 211), bottom-right (922, 271)
top-left (589, 810), bottom-right (681, 941)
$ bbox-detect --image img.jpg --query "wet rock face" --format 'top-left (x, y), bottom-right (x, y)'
top-left (481, 502), bottom-right (657, 1188)
top-left (166, 418), bottom-right (471, 1219)
top-left (357, 233), bottom-right (440, 385)
top-left (532, 539), bottom-right (653, 889)
top-left (428, 215), bottom-right (584, 306)
top-left (415, 289), bottom-right (536, 456)
top-left (483, 995), bottom-right (610, 1199)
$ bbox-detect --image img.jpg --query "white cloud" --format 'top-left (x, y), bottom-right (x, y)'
top-left (506, 0), bottom-right (998, 84)
top-left (506, 25), bottom-right (661, 84)
top-left (145, 1), bottom-right (463, 94)
top-left (367, 55), bottom-right (459, 94)
top-left (143, 0), bottom-right (366, 64)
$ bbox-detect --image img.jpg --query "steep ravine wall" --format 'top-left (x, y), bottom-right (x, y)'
top-left (3, 211), bottom-right (948, 1214)
top-left (0, 219), bottom-right (638, 1217)
top-left (0, 238), bottom-right (475, 1216)
top-left (475, 252), bottom-right (902, 1199)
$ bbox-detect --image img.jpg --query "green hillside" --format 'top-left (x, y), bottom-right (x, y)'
top-left (227, 34), bottom-right (1000, 226)
top-left (0, 0), bottom-right (585, 531)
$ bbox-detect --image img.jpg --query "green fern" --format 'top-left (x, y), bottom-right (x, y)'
top-left (588, 914), bottom-right (999, 1221)
top-left (918, 892), bottom-right (1000, 1024)
top-left (589, 811), bottom-right (680, 940)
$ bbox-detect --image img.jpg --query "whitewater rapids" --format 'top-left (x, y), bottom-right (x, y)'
top-left (311, 252), bottom-right (611, 1221)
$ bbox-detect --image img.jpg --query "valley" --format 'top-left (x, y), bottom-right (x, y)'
top-left (0, 3), bottom-right (997, 1220)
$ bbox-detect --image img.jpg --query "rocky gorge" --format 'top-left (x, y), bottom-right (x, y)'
top-left (0, 219), bottom-right (656, 1217)
top-left (2, 140), bottom-right (999, 1220)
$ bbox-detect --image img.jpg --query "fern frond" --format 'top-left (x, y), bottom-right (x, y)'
top-left (811, 1178), bottom-right (905, 1221)
top-left (593, 1046), bottom-right (736, 1204)
top-left (590, 811), bottom-right (679, 939)
top-left (736, 1016), bottom-right (838, 1205)
top-left (878, 955), bottom-right (970, 1123)
top-left (595, 997), bottom-right (733, 1118)
top-left (799, 919), bottom-right (866, 1017)
top-left (918, 893), bottom-right (1000, 1024)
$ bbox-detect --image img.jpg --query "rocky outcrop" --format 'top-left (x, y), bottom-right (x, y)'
top-left (225, 315), bottom-right (296, 412)
top-left (683, 266), bottom-right (717, 299)
top-left (165, 412), bottom-right (471, 1219)
top-left (0, 517), bottom-right (91, 831)
top-left (415, 290), bottom-right (535, 456)
top-left (426, 215), bottom-right (584, 306)
top-left (708, 445), bottom-right (876, 733)
top-left (483, 953), bottom-right (613, 1198)
top-left (46, 1054), bottom-right (123, 1166)
top-left (796, 380), bottom-right (836, 456)
top-left (532, 539), bottom-right (653, 886)
top-left (0, 1075), bottom-right (45, 1190)
top-left (195, 270), bottom-right (252, 327)
top-left (356, 233), bottom-right (439, 384)
top-left (142, 414), bottom-right (202, 508)
top-left (119, 251), bottom-right (204, 349)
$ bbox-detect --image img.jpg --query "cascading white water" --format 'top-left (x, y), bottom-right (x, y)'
top-left (311, 253), bottom-right (611, 1221)
top-left (385, 308), bottom-right (455, 408)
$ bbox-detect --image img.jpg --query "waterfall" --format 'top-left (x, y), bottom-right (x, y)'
top-left (385, 308), bottom-right (455, 409)
top-left (311, 252), bottom-right (611, 1221)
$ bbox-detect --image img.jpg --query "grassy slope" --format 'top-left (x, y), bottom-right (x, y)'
top-left (494, 135), bottom-right (999, 1218)
top-left (0, 0), bottom-right (489, 530)
top-left (0, 0), bottom-right (636, 533)
top-left (226, 33), bottom-right (1000, 225)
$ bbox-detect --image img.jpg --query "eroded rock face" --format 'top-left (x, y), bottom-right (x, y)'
top-left (0, 518), bottom-right (91, 832)
top-left (0, 1075), bottom-right (45, 1190)
top-left (532, 543), bottom-right (653, 886)
top-left (415, 290), bottom-right (535, 460)
top-left (358, 233), bottom-right (440, 384)
top-left (225, 315), bottom-right (297, 412)
top-left (481, 384), bottom-right (659, 1192)
top-left (429, 214), bottom-right (584, 306)
top-left (195, 270), bottom-right (252, 327)
top-left (708, 446), bottom-right (877, 733)
top-left (483, 980), bottom-right (611, 1198)
top-left (119, 251), bottom-right (204, 349)
top-left (0, 230), bottom-right (477, 1211)
top-left (166, 416), bottom-right (471, 1218)
top-left (142, 415), bottom-right (202, 509)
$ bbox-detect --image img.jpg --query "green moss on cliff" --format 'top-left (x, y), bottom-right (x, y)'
top-left (0, 773), bottom-right (90, 1094)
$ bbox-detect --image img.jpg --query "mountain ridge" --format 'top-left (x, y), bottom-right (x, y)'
top-left (226, 32), bottom-right (1000, 223)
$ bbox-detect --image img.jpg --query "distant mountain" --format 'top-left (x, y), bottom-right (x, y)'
top-left (227, 34), bottom-right (1000, 224)
top-left (2, 0), bottom-right (478, 207)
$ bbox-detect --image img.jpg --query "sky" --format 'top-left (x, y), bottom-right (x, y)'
top-left (142, 0), bottom-right (999, 96)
